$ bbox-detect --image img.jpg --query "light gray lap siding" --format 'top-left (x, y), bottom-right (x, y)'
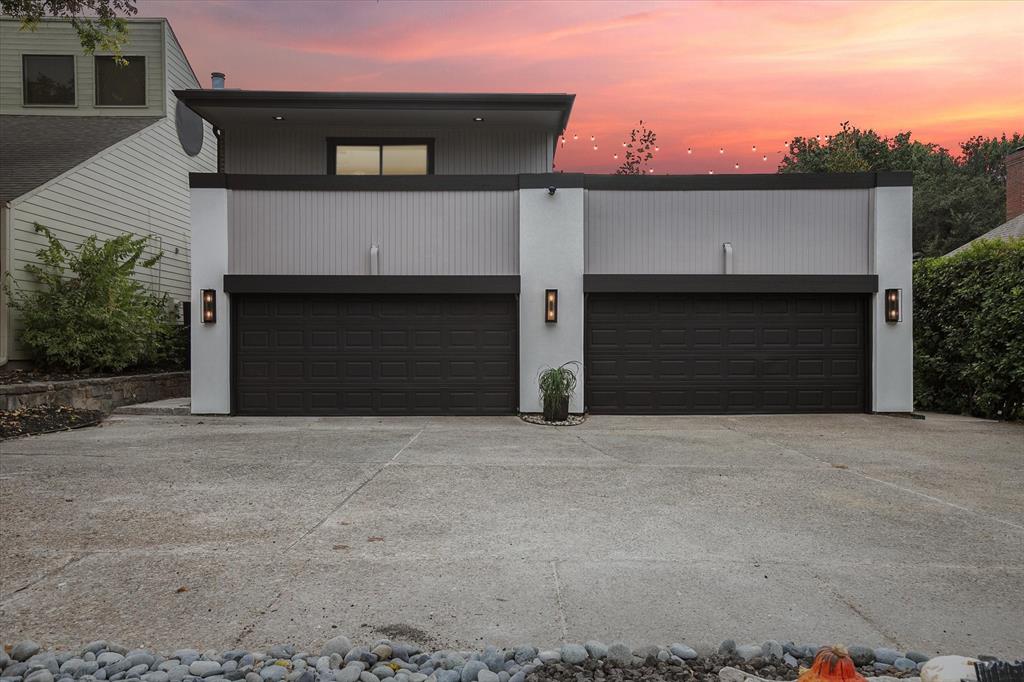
top-left (585, 189), bottom-right (872, 274)
top-left (228, 190), bottom-right (519, 276)
top-left (4, 20), bottom-right (217, 360)
top-left (225, 126), bottom-right (551, 174)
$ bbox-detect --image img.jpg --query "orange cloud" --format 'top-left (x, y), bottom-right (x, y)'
top-left (141, 0), bottom-right (1023, 173)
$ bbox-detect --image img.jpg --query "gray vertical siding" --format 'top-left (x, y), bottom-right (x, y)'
top-left (225, 126), bottom-right (551, 175)
top-left (585, 189), bottom-right (872, 274)
top-left (228, 190), bottom-right (519, 275)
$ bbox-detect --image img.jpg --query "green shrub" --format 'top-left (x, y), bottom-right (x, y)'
top-left (914, 238), bottom-right (1024, 419)
top-left (6, 223), bottom-right (185, 372)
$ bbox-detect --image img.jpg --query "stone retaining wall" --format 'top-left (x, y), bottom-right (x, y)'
top-left (0, 372), bottom-right (189, 413)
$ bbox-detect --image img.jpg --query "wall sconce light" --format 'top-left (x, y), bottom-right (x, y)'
top-left (885, 288), bottom-right (902, 323)
top-left (545, 289), bottom-right (558, 323)
top-left (201, 289), bottom-right (217, 324)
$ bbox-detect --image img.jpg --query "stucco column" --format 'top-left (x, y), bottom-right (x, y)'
top-left (518, 187), bottom-right (585, 413)
top-left (870, 185), bottom-right (914, 412)
top-left (190, 187), bottom-right (231, 414)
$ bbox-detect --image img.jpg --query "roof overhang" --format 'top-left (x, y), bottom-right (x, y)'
top-left (173, 89), bottom-right (575, 133)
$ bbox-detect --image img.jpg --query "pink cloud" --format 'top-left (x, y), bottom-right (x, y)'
top-left (141, 0), bottom-right (1023, 174)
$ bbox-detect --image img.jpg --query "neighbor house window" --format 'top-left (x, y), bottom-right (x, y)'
top-left (23, 55), bottom-right (76, 105)
top-left (329, 139), bottom-right (433, 175)
top-left (95, 56), bottom-right (146, 106)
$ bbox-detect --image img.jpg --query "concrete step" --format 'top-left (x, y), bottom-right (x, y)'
top-left (113, 397), bottom-right (191, 416)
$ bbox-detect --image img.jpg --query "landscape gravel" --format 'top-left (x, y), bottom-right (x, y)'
top-left (0, 638), bottom-right (964, 682)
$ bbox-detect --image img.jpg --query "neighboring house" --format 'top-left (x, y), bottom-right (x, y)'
top-left (945, 145), bottom-right (1024, 256)
top-left (177, 87), bottom-right (913, 417)
top-left (0, 17), bottom-right (217, 366)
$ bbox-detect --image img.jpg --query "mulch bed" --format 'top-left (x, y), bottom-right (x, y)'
top-left (0, 404), bottom-right (105, 439)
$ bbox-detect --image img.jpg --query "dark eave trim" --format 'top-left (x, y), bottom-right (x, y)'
top-left (583, 274), bottom-right (879, 294)
top-left (519, 173), bottom-right (585, 189)
top-left (174, 89), bottom-right (574, 134)
top-left (190, 173), bottom-right (518, 191)
top-left (223, 275), bottom-right (520, 295)
top-left (584, 172), bottom-right (912, 190)
top-left (191, 171), bottom-right (911, 192)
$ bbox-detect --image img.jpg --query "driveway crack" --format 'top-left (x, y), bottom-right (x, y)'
top-left (285, 422), bottom-right (428, 551)
top-left (550, 559), bottom-right (569, 642)
top-left (233, 422), bottom-right (429, 646)
top-left (0, 553), bottom-right (89, 603)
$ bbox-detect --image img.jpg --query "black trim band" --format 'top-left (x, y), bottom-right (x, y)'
top-left (223, 275), bottom-right (520, 295)
top-left (519, 173), bottom-right (585, 189)
top-left (190, 173), bottom-right (518, 191)
top-left (583, 274), bottom-right (879, 294)
top-left (584, 172), bottom-right (911, 191)
top-left (191, 172), bottom-right (912, 192)
top-left (874, 171), bottom-right (915, 187)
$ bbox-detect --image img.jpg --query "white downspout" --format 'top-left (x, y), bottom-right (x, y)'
top-left (369, 244), bottom-right (380, 275)
top-left (723, 241), bottom-right (734, 274)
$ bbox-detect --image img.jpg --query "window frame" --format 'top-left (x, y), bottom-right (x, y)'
top-left (93, 55), bottom-right (148, 107)
top-left (327, 138), bottom-right (435, 175)
top-left (22, 54), bottom-right (77, 107)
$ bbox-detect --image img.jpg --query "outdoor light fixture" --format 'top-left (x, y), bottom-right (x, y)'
top-left (201, 289), bottom-right (217, 324)
top-left (885, 288), bottom-right (902, 323)
top-left (545, 289), bottom-right (558, 323)
top-left (473, 116), bottom-right (484, 122)
top-left (272, 115), bottom-right (284, 121)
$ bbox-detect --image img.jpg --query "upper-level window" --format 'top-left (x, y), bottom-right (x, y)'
top-left (95, 56), bottom-right (146, 106)
top-left (328, 139), bottom-right (433, 175)
top-left (23, 55), bottom-right (75, 105)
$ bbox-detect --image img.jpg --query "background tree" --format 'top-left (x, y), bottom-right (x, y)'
top-left (616, 120), bottom-right (657, 175)
top-left (2, 0), bottom-right (138, 59)
top-left (779, 123), bottom-right (1022, 256)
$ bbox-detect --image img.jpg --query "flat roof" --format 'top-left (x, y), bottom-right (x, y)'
top-left (173, 89), bottom-right (575, 132)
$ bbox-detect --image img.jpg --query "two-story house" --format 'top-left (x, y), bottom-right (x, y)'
top-left (177, 87), bottom-right (913, 417)
top-left (0, 17), bottom-right (217, 367)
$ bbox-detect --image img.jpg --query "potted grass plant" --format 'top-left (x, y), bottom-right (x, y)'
top-left (538, 361), bottom-right (579, 422)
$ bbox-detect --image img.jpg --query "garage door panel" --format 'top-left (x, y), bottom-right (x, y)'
top-left (586, 293), bottom-right (866, 414)
top-left (234, 294), bottom-right (517, 415)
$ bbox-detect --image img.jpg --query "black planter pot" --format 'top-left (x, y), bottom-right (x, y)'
top-left (543, 396), bottom-right (570, 422)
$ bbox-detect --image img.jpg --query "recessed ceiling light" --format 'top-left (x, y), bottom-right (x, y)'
top-left (473, 116), bottom-right (484, 122)
top-left (273, 115), bottom-right (284, 121)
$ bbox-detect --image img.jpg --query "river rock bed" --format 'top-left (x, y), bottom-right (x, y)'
top-left (0, 638), bottom-right (945, 682)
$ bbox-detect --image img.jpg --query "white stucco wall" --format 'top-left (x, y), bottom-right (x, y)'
top-left (870, 185), bottom-right (914, 412)
top-left (190, 188), bottom-right (231, 414)
top-left (518, 188), bottom-right (585, 413)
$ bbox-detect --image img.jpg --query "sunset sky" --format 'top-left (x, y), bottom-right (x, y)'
top-left (140, 0), bottom-right (1024, 174)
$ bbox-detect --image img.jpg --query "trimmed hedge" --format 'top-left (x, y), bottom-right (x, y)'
top-left (913, 238), bottom-right (1024, 420)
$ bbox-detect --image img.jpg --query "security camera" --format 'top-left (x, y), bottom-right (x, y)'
top-left (547, 186), bottom-right (557, 196)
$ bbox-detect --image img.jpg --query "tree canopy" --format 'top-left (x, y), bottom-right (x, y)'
top-left (616, 120), bottom-right (658, 175)
top-left (2, 0), bottom-right (138, 58)
top-left (779, 123), bottom-right (1023, 257)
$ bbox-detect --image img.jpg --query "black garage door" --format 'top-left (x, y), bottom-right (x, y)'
top-left (586, 293), bottom-right (867, 414)
top-left (233, 294), bottom-right (517, 415)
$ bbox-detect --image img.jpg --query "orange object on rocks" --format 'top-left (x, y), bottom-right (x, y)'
top-left (798, 646), bottom-right (867, 682)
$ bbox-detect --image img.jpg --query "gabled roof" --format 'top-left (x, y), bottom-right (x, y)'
top-left (0, 115), bottom-right (160, 202)
top-left (945, 213), bottom-right (1024, 256)
top-left (173, 90), bottom-right (575, 133)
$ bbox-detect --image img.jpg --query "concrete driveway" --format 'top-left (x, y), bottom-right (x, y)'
top-left (1, 412), bottom-right (1022, 657)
